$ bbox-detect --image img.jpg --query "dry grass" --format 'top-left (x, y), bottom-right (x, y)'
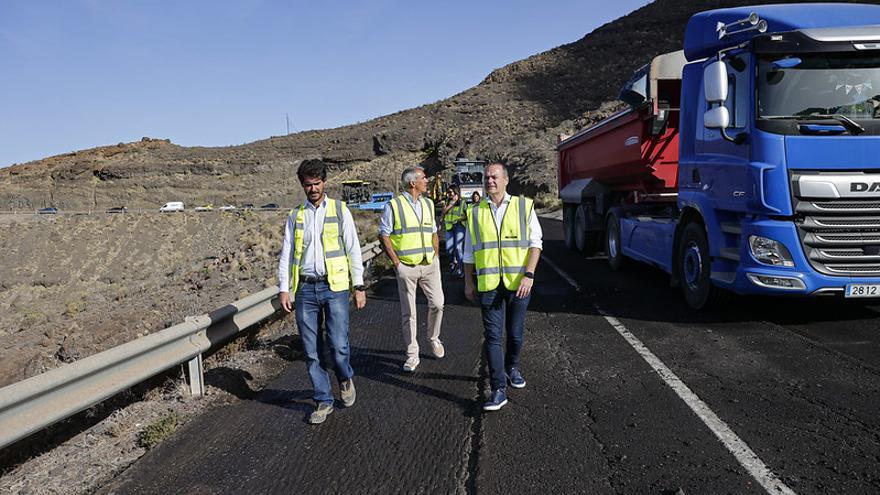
top-left (534, 192), bottom-right (562, 212)
top-left (137, 412), bottom-right (180, 450)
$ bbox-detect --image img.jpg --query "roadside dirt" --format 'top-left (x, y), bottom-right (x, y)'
top-left (0, 210), bottom-right (285, 388)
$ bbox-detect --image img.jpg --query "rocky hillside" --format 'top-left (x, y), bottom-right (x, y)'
top-left (0, 0), bottom-right (842, 210)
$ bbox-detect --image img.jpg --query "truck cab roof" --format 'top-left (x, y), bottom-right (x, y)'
top-left (684, 3), bottom-right (880, 61)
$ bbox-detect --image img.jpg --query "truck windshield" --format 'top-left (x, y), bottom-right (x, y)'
top-left (758, 53), bottom-right (880, 120)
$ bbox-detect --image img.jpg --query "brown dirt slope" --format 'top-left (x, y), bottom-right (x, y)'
top-left (0, 210), bottom-right (285, 387)
top-left (0, 0), bottom-right (838, 211)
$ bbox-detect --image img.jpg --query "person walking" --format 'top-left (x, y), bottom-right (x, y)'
top-left (463, 163), bottom-right (542, 411)
top-left (441, 186), bottom-right (466, 278)
top-left (278, 160), bottom-right (367, 425)
top-left (379, 166), bottom-right (445, 372)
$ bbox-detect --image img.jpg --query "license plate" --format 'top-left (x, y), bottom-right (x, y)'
top-left (845, 284), bottom-right (880, 298)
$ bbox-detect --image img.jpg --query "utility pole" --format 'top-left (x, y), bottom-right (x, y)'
top-left (286, 113), bottom-right (291, 135)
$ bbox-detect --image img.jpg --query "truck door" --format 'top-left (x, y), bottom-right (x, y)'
top-left (695, 51), bottom-right (752, 214)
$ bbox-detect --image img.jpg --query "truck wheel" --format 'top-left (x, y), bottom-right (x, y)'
top-left (606, 212), bottom-right (625, 270)
top-left (677, 222), bottom-right (726, 310)
top-left (563, 204), bottom-right (577, 251)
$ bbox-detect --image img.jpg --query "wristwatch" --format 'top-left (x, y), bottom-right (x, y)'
top-left (524, 272), bottom-right (535, 279)
top-left (353, 285), bottom-right (366, 291)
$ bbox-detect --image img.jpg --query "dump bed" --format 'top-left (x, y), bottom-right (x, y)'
top-left (557, 50), bottom-right (686, 198)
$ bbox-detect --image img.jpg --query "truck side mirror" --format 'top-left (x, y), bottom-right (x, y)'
top-left (704, 61), bottom-right (728, 103)
top-left (704, 106), bottom-right (730, 130)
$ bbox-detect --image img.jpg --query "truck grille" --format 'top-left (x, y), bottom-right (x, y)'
top-left (795, 198), bottom-right (880, 276)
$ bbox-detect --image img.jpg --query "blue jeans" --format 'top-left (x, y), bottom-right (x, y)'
top-left (295, 281), bottom-right (353, 405)
top-left (445, 224), bottom-right (465, 270)
top-left (479, 286), bottom-right (531, 391)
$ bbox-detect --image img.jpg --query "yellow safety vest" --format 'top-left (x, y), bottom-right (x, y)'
top-left (470, 196), bottom-right (533, 292)
top-left (289, 198), bottom-right (351, 298)
top-left (444, 200), bottom-right (466, 231)
top-left (389, 194), bottom-right (435, 265)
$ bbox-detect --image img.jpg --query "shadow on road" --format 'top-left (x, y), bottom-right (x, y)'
top-left (538, 218), bottom-right (880, 327)
top-left (353, 346), bottom-right (479, 414)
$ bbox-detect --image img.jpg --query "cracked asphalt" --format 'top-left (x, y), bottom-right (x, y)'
top-left (101, 218), bottom-right (880, 494)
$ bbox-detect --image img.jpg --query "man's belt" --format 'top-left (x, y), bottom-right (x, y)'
top-left (300, 275), bottom-right (328, 283)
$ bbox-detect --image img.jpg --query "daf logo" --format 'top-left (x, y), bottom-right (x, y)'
top-left (851, 182), bottom-right (880, 192)
top-left (624, 136), bottom-right (639, 146)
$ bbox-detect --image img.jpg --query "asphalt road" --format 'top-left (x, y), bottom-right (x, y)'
top-left (102, 218), bottom-right (880, 494)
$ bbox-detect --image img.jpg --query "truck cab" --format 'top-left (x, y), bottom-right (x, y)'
top-left (559, 4), bottom-right (880, 308)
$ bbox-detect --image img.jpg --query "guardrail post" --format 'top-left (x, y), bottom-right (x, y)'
top-left (187, 353), bottom-right (205, 397)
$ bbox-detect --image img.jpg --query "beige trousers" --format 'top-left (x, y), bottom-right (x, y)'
top-left (395, 258), bottom-right (444, 359)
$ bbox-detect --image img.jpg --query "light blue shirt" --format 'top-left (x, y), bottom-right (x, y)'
top-left (378, 191), bottom-right (438, 236)
top-left (278, 195), bottom-right (364, 292)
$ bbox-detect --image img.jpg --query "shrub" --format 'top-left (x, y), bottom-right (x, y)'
top-left (138, 412), bottom-right (180, 449)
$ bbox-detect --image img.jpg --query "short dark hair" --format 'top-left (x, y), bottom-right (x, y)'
top-left (297, 159), bottom-right (327, 182)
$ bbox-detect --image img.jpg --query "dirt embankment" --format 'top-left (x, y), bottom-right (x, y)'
top-left (0, 207), bottom-right (382, 389)
top-left (0, 211), bottom-right (287, 387)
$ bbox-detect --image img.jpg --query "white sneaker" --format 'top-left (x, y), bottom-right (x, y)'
top-left (430, 340), bottom-right (445, 359)
top-left (402, 356), bottom-right (420, 372)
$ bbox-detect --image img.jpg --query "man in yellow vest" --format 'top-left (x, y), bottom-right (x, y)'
top-left (441, 185), bottom-right (466, 278)
top-left (464, 163), bottom-right (542, 412)
top-left (379, 166), bottom-right (445, 372)
top-left (278, 160), bottom-right (367, 425)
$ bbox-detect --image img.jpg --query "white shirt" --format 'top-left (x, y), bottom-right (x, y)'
top-left (378, 191), bottom-right (438, 236)
top-left (278, 195), bottom-right (364, 293)
top-left (462, 193), bottom-right (543, 264)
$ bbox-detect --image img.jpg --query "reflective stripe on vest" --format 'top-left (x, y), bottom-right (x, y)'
top-left (470, 196), bottom-right (532, 292)
top-left (389, 194), bottom-right (435, 265)
top-left (289, 198), bottom-right (351, 298)
top-left (444, 200), bottom-right (465, 230)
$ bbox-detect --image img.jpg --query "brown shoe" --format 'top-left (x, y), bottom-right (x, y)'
top-left (402, 356), bottom-right (420, 372)
top-left (431, 340), bottom-right (445, 359)
top-left (340, 378), bottom-right (356, 407)
top-left (308, 402), bottom-right (333, 425)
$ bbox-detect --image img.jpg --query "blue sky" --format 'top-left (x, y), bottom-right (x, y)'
top-left (0, 0), bottom-right (651, 167)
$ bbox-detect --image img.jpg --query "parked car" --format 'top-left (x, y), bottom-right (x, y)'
top-left (36, 207), bottom-right (58, 214)
top-left (106, 206), bottom-right (127, 213)
top-left (218, 204), bottom-right (236, 211)
top-left (241, 203), bottom-right (255, 210)
top-left (159, 201), bottom-right (184, 213)
top-left (259, 203), bottom-right (280, 210)
top-left (194, 204), bottom-right (213, 212)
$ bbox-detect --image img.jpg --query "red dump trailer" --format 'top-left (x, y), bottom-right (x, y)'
top-left (557, 50), bottom-right (686, 253)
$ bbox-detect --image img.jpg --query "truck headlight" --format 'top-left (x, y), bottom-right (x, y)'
top-left (748, 236), bottom-right (795, 267)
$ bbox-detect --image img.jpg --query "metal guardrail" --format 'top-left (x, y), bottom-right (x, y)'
top-left (0, 240), bottom-right (384, 450)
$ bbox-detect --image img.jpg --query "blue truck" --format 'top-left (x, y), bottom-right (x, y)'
top-left (557, 3), bottom-right (880, 308)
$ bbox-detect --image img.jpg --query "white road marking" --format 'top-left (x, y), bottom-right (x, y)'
top-left (540, 257), bottom-right (581, 291)
top-left (544, 256), bottom-right (797, 495)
